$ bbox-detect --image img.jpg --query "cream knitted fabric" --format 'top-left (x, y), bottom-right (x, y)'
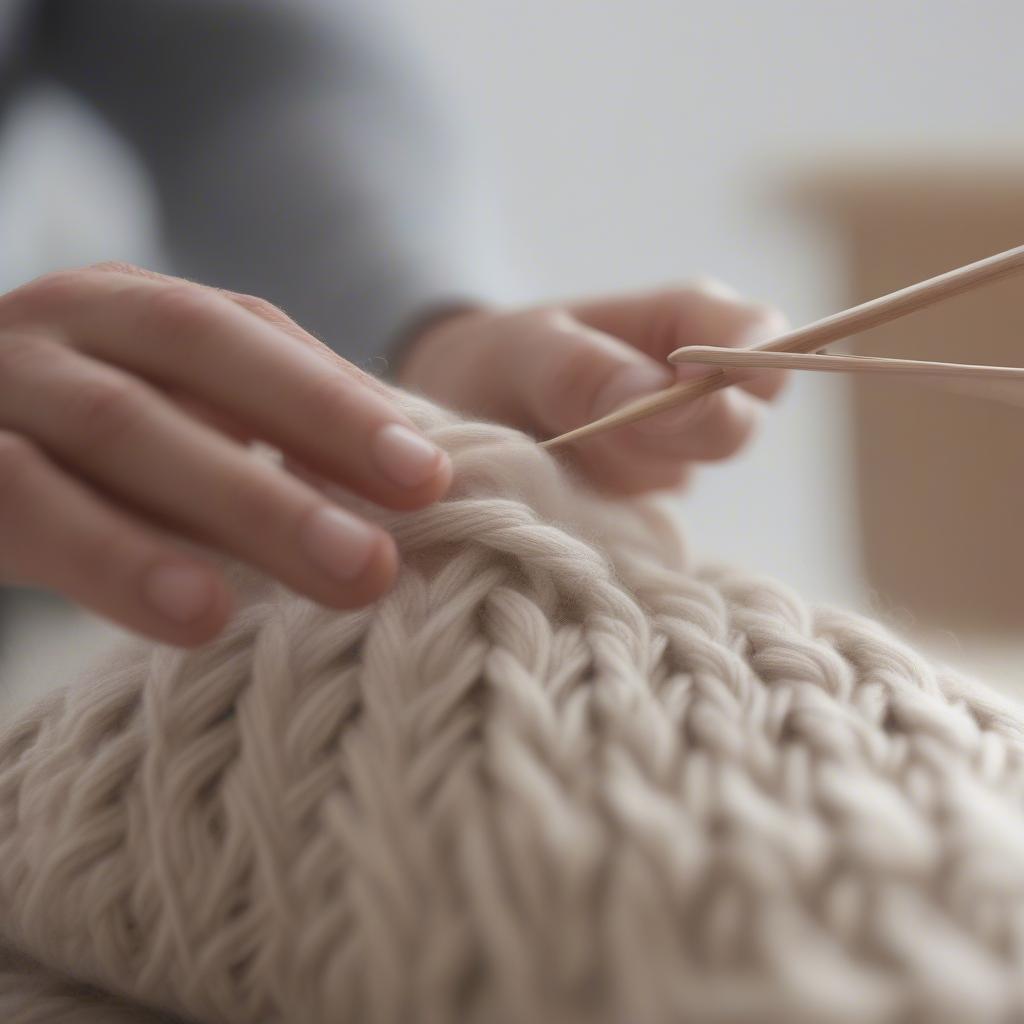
top-left (2, 391), bottom-right (1024, 1024)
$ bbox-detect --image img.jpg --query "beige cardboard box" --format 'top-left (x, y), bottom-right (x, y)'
top-left (799, 165), bottom-right (1024, 631)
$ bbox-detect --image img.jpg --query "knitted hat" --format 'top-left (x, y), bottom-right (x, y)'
top-left (2, 392), bottom-right (1024, 1024)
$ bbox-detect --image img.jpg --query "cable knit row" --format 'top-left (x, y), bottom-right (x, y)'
top-left (1, 390), bottom-right (1023, 1023)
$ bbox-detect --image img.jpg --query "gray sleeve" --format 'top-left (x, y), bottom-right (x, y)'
top-left (29, 0), bottom-right (506, 372)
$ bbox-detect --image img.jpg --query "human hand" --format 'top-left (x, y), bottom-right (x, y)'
top-left (399, 280), bottom-right (788, 494)
top-left (0, 264), bottom-right (451, 646)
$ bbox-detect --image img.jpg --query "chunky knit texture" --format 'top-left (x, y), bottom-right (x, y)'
top-left (2, 392), bottom-right (1024, 1024)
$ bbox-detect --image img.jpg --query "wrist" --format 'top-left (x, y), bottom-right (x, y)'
top-left (395, 303), bottom-right (492, 391)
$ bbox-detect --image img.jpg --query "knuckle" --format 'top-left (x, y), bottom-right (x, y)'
top-left (88, 260), bottom-right (144, 277)
top-left (224, 470), bottom-right (296, 539)
top-left (72, 521), bottom-right (132, 582)
top-left (706, 436), bottom-right (747, 461)
top-left (0, 432), bottom-right (39, 494)
top-left (530, 307), bottom-right (574, 333)
top-left (496, 308), bottom-right (570, 354)
top-left (702, 408), bottom-right (756, 460)
top-left (653, 465), bottom-right (690, 491)
top-left (621, 467), bottom-right (689, 496)
top-left (141, 283), bottom-right (223, 342)
top-left (0, 330), bottom-right (53, 375)
top-left (0, 270), bottom-right (92, 321)
top-left (687, 275), bottom-right (738, 301)
top-left (749, 302), bottom-right (789, 333)
top-left (301, 369), bottom-right (368, 429)
top-left (228, 291), bottom-right (328, 353)
top-left (231, 292), bottom-right (286, 323)
top-left (542, 335), bottom-right (602, 410)
top-left (68, 376), bottom-right (146, 454)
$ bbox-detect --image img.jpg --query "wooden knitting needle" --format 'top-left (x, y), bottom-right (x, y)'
top-left (672, 346), bottom-right (1024, 410)
top-left (669, 346), bottom-right (1024, 384)
top-left (540, 242), bottom-right (1024, 450)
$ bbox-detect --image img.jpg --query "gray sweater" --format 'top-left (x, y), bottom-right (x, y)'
top-left (0, 0), bottom-right (499, 371)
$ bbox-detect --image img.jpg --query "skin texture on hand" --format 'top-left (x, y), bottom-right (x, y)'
top-left (0, 263), bottom-right (452, 647)
top-left (398, 279), bottom-right (789, 494)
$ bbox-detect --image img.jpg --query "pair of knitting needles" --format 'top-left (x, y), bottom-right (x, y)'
top-left (541, 243), bottom-right (1024, 450)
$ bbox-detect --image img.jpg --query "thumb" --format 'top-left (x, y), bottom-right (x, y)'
top-left (518, 312), bottom-right (674, 439)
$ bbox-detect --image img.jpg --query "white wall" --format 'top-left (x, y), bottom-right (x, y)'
top-left (2, 0), bottom-right (1023, 611)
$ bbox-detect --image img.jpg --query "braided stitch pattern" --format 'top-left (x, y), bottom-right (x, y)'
top-left (1, 394), bottom-right (1024, 1023)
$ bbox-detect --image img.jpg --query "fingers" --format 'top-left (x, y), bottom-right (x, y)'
top-left (566, 372), bottom-right (762, 482)
top-left (0, 431), bottom-right (231, 646)
top-left (616, 385), bottom-right (763, 459)
top-left (0, 268), bottom-right (450, 511)
top-left (88, 263), bottom-right (369, 377)
top-left (0, 337), bottom-right (398, 611)
top-left (491, 310), bottom-right (760, 491)
top-left (571, 280), bottom-right (790, 401)
top-left (396, 274), bottom-right (789, 497)
top-left (513, 310), bottom-right (675, 437)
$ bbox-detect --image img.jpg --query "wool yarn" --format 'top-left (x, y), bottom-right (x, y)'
top-left (1, 390), bottom-right (1024, 1024)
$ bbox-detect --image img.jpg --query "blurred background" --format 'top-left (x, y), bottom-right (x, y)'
top-left (1, 0), bottom-right (1022, 702)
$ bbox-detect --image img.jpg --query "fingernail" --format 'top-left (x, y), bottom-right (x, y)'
top-left (591, 363), bottom-right (674, 421)
top-left (302, 506), bottom-right (378, 582)
top-left (144, 564), bottom-right (217, 624)
top-left (372, 423), bottom-right (446, 488)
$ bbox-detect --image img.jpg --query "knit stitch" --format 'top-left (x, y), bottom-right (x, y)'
top-left (1, 391), bottom-right (1023, 1024)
